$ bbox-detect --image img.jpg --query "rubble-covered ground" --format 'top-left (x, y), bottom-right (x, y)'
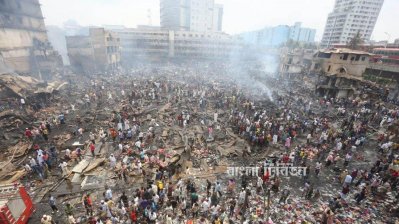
top-left (0, 62), bottom-right (398, 224)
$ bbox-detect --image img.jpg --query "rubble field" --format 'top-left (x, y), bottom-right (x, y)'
top-left (0, 62), bottom-right (398, 224)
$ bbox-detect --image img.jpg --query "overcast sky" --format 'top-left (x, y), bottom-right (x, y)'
top-left (40, 0), bottom-right (398, 42)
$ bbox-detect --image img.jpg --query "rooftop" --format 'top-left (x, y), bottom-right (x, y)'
top-left (320, 48), bottom-right (373, 55)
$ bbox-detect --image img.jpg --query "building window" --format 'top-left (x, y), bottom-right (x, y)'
top-left (327, 65), bottom-right (331, 72)
top-left (361, 57), bottom-right (366, 61)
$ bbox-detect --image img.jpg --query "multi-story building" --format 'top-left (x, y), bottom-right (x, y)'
top-left (320, 0), bottom-right (384, 48)
top-left (212, 4), bottom-right (223, 32)
top-left (0, 0), bottom-right (62, 78)
top-left (239, 22), bottom-right (316, 47)
top-left (66, 28), bottom-right (121, 74)
top-left (110, 26), bottom-right (241, 67)
top-left (160, 0), bottom-right (223, 32)
top-left (311, 48), bottom-right (373, 98)
top-left (66, 36), bottom-right (96, 74)
top-left (279, 48), bottom-right (316, 77)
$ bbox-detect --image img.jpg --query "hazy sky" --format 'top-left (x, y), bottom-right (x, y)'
top-left (40, 0), bottom-right (398, 42)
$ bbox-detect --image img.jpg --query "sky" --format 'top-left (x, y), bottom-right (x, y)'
top-left (39, 0), bottom-right (399, 42)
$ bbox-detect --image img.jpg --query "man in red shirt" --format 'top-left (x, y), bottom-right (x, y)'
top-left (282, 154), bottom-right (290, 163)
top-left (130, 209), bottom-right (137, 223)
top-left (25, 128), bottom-right (32, 140)
top-left (89, 143), bottom-right (95, 157)
top-left (83, 194), bottom-right (93, 216)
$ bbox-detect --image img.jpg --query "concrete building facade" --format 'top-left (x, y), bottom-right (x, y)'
top-left (311, 48), bottom-right (373, 98)
top-left (160, 0), bottom-right (223, 32)
top-left (212, 4), bottom-right (223, 32)
top-left (111, 27), bottom-right (241, 67)
top-left (321, 0), bottom-right (384, 48)
top-left (279, 49), bottom-right (316, 77)
top-left (0, 0), bottom-right (62, 77)
top-left (65, 36), bottom-right (95, 74)
top-left (66, 28), bottom-right (121, 74)
top-left (239, 22), bottom-right (316, 47)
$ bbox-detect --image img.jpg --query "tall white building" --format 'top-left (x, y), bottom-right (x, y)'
top-left (212, 4), bottom-right (223, 32)
top-left (160, 0), bottom-right (223, 32)
top-left (321, 0), bottom-right (384, 48)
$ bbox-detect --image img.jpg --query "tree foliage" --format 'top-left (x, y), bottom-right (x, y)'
top-left (347, 31), bottom-right (364, 50)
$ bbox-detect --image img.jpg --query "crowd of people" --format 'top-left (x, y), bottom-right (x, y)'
top-left (13, 63), bottom-right (399, 223)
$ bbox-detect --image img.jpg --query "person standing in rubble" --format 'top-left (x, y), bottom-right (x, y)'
top-left (83, 194), bottom-right (93, 216)
top-left (315, 161), bottom-right (322, 176)
top-left (64, 203), bottom-right (74, 217)
top-left (42, 128), bottom-right (49, 141)
top-left (109, 154), bottom-right (116, 169)
top-left (58, 113), bottom-right (65, 124)
top-left (25, 128), bottom-right (33, 141)
top-left (89, 132), bottom-right (95, 144)
top-left (29, 156), bottom-right (43, 180)
top-left (99, 128), bottom-right (106, 143)
top-left (89, 142), bottom-right (95, 157)
top-left (109, 127), bottom-right (117, 142)
top-left (49, 195), bottom-right (59, 213)
top-left (59, 161), bottom-right (69, 177)
top-left (279, 188), bottom-right (290, 204)
top-left (20, 98), bottom-right (26, 110)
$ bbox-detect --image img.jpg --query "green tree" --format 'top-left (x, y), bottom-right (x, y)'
top-left (347, 31), bottom-right (364, 50)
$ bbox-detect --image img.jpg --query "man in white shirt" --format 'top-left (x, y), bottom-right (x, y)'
top-left (344, 174), bottom-right (353, 187)
top-left (201, 199), bottom-right (210, 216)
top-left (109, 154), bottom-right (116, 169)
top-left (315, 162), bottom-right (322, 176)
top-left (105, 188), bottom-right (113, 200)
top-left (59, 161), bottom-right (69, 176)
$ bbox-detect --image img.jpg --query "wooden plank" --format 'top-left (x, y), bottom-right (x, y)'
top-left (71, 159), bottom-right (90, 173)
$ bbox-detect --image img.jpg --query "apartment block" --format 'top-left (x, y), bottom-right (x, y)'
top-left (321, 0), bottom-right (384, 48)
top-left (66, 28), bottom-right (121, 74)
top-left (160, 0), bottom-right (223, 32)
